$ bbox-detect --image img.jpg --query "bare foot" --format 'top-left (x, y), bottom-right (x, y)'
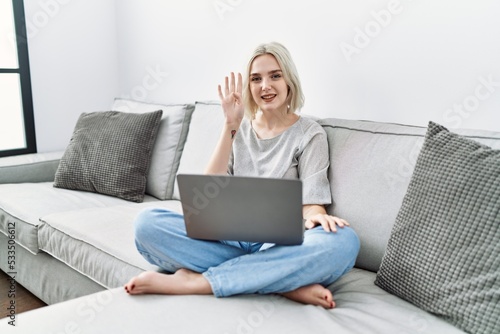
top-left (124, 269), bottom-right (212, 295)
top-left (281, 284), bottom-right (335, 309)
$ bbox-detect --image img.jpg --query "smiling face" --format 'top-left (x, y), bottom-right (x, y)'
top-left (249, 54), bottom-right (289, 114)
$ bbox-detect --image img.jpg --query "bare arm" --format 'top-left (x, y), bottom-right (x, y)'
top-left (205, 72), bottom-right (245, 175)
top-left (204, 123), bottom-right (240, 174)
top-left (303, 204), bottom-right (349, 233)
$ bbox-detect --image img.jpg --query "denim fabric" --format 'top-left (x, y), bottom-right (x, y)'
top-left (134, 208), bottom-right (360, 298)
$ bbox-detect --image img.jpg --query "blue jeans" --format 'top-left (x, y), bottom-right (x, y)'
top-left (134, 208), bottom-right (360, 298)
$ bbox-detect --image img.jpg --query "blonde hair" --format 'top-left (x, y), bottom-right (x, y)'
top-left (243, 42), bottom-right (305, 119)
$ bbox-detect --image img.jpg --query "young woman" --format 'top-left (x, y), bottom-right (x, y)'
top-left (124, 42), bottom-right (360, 309)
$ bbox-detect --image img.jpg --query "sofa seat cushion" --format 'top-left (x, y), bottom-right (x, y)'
top-left (0, 182), bottom-right (160, 254)
top-left (38, 201), bottom-right (183, 289)
top-left (318, 118), bottom-right (500, 273)
top-left (10, 268), bottom-right (465, 333)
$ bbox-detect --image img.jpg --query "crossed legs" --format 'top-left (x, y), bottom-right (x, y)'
top-left (124, 208), bottom-right (359, 309)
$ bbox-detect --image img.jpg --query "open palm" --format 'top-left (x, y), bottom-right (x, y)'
top-left (218, 72), bottom-right (245, 125)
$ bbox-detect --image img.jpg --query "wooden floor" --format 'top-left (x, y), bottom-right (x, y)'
top-left (0, 270), bottom-right (47, 319)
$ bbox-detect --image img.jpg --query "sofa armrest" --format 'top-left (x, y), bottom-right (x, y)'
top-left (0, 151), bottom-right (64, 184)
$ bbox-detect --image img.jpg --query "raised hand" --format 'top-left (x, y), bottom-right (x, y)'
top-left (205, 73), bottom-right (245, 174)
top-left (218, 72), bottom-right (244, 126)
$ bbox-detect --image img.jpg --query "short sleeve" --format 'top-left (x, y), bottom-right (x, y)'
top-left (298, 128), bottom-right (332, 205)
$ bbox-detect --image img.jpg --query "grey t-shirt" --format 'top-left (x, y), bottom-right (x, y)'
top-left (228, 116), bottom-right (332, 205)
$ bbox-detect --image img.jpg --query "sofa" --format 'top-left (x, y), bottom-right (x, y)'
top-left (0, 98), bottom-right (498, 334)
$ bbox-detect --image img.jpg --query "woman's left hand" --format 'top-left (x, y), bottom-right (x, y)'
top-left (305, 214), bottom-right (349, 233)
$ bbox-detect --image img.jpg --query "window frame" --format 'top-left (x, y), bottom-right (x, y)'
top-left (0, 0), bottom-right (36, 158)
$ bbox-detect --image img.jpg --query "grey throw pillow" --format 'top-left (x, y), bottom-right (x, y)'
top-left (375, 121), bottom-right (499, 334)
top-left (54, 110), bottom-right (163, 202)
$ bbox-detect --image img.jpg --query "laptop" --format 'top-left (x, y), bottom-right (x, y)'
top-left (177, 174), bottom-right (304, 245)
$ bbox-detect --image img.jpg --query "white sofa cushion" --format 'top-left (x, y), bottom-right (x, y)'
top-left (172, 101), bottom-right (225, 199)
top-left (0, 183), bottom-right (157, 254)
top-left (38, 201), bottom-right (183, 289)
top-left (9, 268), bottom-right (465, 333)
top-left (112, 98), bottom-right (194, 200)
top-left (318, 118), bottom-right (500, 273)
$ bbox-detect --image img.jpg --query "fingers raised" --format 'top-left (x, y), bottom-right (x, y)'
top-left (220, 72), bottom-right (243, 98)
top-left (224, 75), bottom-right (229, 96)
top-left (237, 72), bottom-right (243, 94)
top-left (218, 84), bottom-right (224, 100)
top-left (230, 72), bottom-right (235, 93)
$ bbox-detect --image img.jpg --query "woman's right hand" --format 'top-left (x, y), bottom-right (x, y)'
top-left (205, 73), bottom-right (244, 174)
top-left (218, 72), bottom-right (244, 126)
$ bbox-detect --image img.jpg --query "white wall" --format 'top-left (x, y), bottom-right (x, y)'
top-left (28, 0), bottom-right (500, 152)
top-left (114, 0), bottom-right (500, 132)
top-left (25, 0), bottom-right (119, 152)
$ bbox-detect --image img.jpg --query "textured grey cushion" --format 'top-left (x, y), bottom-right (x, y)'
top-left (54, 110), bottom-right (162, 202)
top-left (375, 121), bottom-right (500, 334)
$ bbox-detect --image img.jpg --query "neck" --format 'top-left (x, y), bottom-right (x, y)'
top-left (251, 110), bottom-right (299, 140)
top-left (256, 108), bottom-right (297, 130)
